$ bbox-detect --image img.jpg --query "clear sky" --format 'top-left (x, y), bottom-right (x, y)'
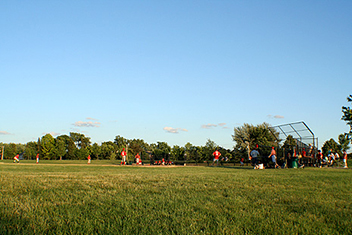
top-left (1, 1), bottom-right (351, 150)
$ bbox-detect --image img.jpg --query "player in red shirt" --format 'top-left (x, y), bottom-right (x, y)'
top-left (121, 148), bottom-right (127, 165)
top-left (87, 155), bottom-right (91, 164)
top-left (36, 153), bottom-right (39, 164)
top-left (13, 154), bottom-right (20, 163)
top-left (135, 153), bottom-right (141, 165)
top-left (212, 150), bottom-right (221, 166)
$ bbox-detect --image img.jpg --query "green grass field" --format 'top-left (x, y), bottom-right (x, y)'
top-left (1, 161), bottom-right (352, 234)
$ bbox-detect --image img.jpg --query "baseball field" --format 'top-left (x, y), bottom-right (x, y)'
top-left (1, 161), bottom-right (351, 234)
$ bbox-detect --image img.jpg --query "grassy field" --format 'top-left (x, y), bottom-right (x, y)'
top-left (1, 161), bottom-right (352, 234)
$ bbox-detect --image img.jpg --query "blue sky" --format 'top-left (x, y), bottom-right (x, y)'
top-left (1, 0), bottom-right (351, 150)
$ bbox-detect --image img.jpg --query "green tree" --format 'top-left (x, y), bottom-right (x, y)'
top-left (322, 138), bottom-right (340, 156)
top-left (283, 135), bottom-right (297, 148)
top-left (25, 141), bottom-right (37, 160)
top-left (232, 123), bottom-right (280, 160)
top-left (101, 141), bottom-right (117, 160)
top-left (128, 139), bottom-right (147, 159)
top-left (184, 142), bottom-right (193, 161)
top-left (4, 143), bottom-right (17, 159)
top-left (110, 151), bottom-right (116, 161)
top-left (203, 139), bottom-right (218, 161)
top-left (41, 134), bottom-right (56, 159)
top-left (342, 94), bottom-right (352, 134)
top-left (170, 145), bottom-right (184, 161)
top-left (57, 135), bottom-right (76, 159)
top-left (192, 146), bottom-right (203, 163)
top-left (114, 135), bottom-right (128, 150)
top-left (89, 143), bottom-right (101, 160)
top-left (233, 123), bottom-right (280, 149)
top-left (70, 132), bottom-right (91, 149)
top-left (75, 148), bottom-right (90, 160)
top-left (55, 137), bottom-right (67, 160)
top-left (153, 142), bottom-right (171, 160)
top-left (37, 138), bottom-right (41, 156)
top-left (338, 133), bottom-right (350, 152)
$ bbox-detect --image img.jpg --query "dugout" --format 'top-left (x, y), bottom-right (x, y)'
top-left (268, 121), bottom-right (318, 167)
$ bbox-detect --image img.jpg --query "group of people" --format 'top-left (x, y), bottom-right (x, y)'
top-left (249, 144), bottom-right (307, 169)
top-left (248, 145), bottom-right (281, 169)
top-left (153, 159), bottom-right (173, 165)
top-left (317, 149), bottom-right (348, 168)
top-left (11, 147), bottom-right (349, 169)
top-left (248, 145), bottom-right (279, 169)
top-left (248, 145), bottom-right (349, 169)
top-left (119, 148), bottom-right (144, 165)
top-left (13, 153), bottom-right (40, 164)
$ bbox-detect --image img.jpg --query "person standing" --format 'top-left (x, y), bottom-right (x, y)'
top-left (343, 150), bottom-right (348, 168)
top-left (212, 149), bottom-right (221, 166)
top-left (87, 154), bottom-right (91, 164)
top-left (121, 148), bottom-right (127, 165)
top-left (135, 153), bottom-right (141, 165)
top-left (269, 147), bottom-right (280, 168)
top-left (250, 146), bottom-right (260, 169)
top-left (317, 150), bottom-right (323, 168)
top-left (36, 153), bottom-right (39, 164)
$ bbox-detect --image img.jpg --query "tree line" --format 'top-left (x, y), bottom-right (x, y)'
top-left (0, 122), bottom-right (351, 163)
top-left (0, 133), bottom-right (235, 163)
top-left (1, 93), bottom-right (351, 162)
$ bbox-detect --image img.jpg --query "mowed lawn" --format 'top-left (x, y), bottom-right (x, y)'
top-left (1, 162), bottom-right (352, 234)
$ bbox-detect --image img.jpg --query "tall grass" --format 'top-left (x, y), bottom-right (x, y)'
top-left (1, 163), bottom-right (351, 234)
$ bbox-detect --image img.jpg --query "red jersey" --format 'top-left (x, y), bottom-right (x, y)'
top-left (213, 150), bottom-right (221, 159)
top-left (88, 155), bottom-right (91, 160)
top-left (121, 150), bottom-right (126, 156)
top-left (344, 152), bottom-right (348, 160)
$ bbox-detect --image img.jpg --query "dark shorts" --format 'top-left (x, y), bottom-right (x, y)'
top-left (251, 157), bottom-right (258, 165)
